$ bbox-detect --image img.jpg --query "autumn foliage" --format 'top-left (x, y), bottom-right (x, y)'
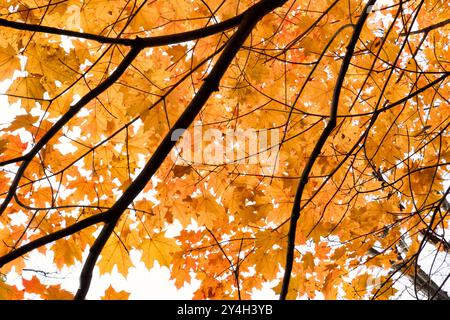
top-left (0, 0), bottom-right (449, 300)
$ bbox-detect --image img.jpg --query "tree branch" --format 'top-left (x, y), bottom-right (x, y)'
top-left (400, 18), bottom-right (450, 35)
top-left (0, 45), bottom-right (142, 217)
top-left (73, 0), bottom-right (289, 300)
top-left (0, 12), bottom-right (243, 47)
top-left (0, 212), bottom-right (108, 268)
top-left (279, 0), bottom-right (377, 300)
top-left (368, 248), bottom-right (450, 300)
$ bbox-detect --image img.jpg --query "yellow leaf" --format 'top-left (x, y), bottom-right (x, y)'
top-left (7, 114), bottom-right (39, 132)
top-left (101, 285), bottom-right (130, 300)
top-left (0, 281), bottom-right (24, 300)
top-left (302, 252), bottom-right (315, 272)
top-left (343, 274), bottom-right (370, 299)
top-left (140, 232), bottom-right (180, 269)
top-left (0, 44), bottom-right (21, 80)
top-left (44, 286), bottom-right (73, 300)
top-left (167, 45), bottom-right (187, 62)
top-left (372, 277), bottom-right (398, 300)
top-left (194, 195), bottom-right (227, 228)
top-left (7, 76), bottom-right (46, 112)
top-left (52, 238), bottom-right (83, 269)
top-left (98, 235), bottom-right (133, 275)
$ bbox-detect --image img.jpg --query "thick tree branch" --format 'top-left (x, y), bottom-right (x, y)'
top-left (414, 266), bottom-right (450, 300)
top-left (420, 230), bottom-right (450, 253)
top-left (413, 186), bottom-right (450, 298)
top-left (0, 46), bottom-right (142, 217)
top-left (0, 12), bottom-right (243, 47)
top-left (368, 248), bottom-right (450, 300)
top-left (400, 18), bottom-right (450, 35)
top-left (0, 212), bottom-right (108, 268)
top-left (279, 0), bottom-right (377, 300)
top-left (345, 72), bottom-right (449, 117)
top-left (73, 0), bottom-right (289, 300)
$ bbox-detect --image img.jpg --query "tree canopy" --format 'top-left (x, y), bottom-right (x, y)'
top-left (0, 0), bottom-right (449, 300)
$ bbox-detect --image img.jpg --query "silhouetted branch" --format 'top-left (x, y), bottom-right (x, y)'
top-left (280, 0), bottom-right (377, 300)
top-left (368, 247), bottom-right (450, 300)
top-left (0, 46), bottom-right (142, 217)
top-left (400, 18), bottom-right (450, 35)
top-left (0, 14), bottom-right (243, 47)
top-left (74, 0), bottom-right (289, 300)
top-left (0, 213), bottom-right (108, 268)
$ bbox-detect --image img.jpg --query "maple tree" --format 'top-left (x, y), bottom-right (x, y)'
top-left (0, 0), bottom-right (449, 300)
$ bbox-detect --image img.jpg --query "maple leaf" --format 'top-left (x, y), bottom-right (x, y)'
top-left (302, 252), bottom-right (315, 273)
top-left (140, 232), bottom-right (180, 269)
top-left (193, 195), bottom-right (227, 228)
top-left (172, 164), bottom-right (192, 178)
top-left (167, 45), bottom-right (188, 63)
top-left (101, 285), bottom-right (130, 300)
top-left (22, 276), bottom-right (73, 300)
top-left (51, 238), bottom-right (83, 269)
top-left (0, 43), bottom-right (20, 80)
top-left (0, 281), bottom-right (24, 300)
top-left (7, 76), bottom-right (46, 112)
top-left (371, 278), bottom-right (398, 300)
top-left (7, 114), bottom-right (39, 132)
top-left (98, 235), bottom-right (133, 275)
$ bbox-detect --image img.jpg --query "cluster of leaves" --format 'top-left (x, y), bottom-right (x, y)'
top-left (0, 0), bottom-right (449, 300)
